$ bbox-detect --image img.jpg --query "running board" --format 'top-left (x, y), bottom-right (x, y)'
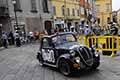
top-left (43, 62), bottom-right (57, 67)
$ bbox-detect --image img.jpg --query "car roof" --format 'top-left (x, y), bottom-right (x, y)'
top-left (43, 32), bottom-right (76, 38)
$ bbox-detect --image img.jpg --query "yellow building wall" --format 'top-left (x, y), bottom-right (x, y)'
top-left (51, 0), bottom-right (80, 20)
top-left (95, 0), bottom-right (112, 28)
top-left (117, 10), bottom-right (120, 25)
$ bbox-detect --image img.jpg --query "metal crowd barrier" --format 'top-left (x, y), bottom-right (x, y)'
top-left (78, 36), bottom-right (120, 57)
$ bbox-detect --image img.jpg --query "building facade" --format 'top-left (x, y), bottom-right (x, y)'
top-left (80, 0), bottom-right (96, 24)
top-left (7, 0), bottom-right (52, 33)
top-left (51, 0), bottom-right (81, 30)
top-left (95, 0), bottom-right (112, 28)
top-left (117, 9), bottom-right (120, 26)
top-left (0, 0), bottom-right (96, 34)
top-left (0, 0), bottom-right (11, 32)
top-left (51, 0), bottom-right (96, 30)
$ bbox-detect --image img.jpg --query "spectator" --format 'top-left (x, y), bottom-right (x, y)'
top-left (110, 23), bottom-right (118, 35)
top-left (34, 32), bottom-right (39, 40)
top-left (2, 32), bottom-right (8, 48)
top-left (70, 25), bottom-right (74, 32)
top-left (29, 32), bottom-right (34, 42)
top-left (14, 32), bottom-right (21, 47)
top-left (84, 25), bottom-right (92, 35)
top-left (8, 32), bottom-right (14, 45)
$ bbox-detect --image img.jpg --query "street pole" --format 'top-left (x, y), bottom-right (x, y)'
top-left (12, 0), bottom-right (19, 32)
top-left (0, 24), bottom-right (2, 47)
top-left (14, 4), bottom-right (19, 31)
top-left (110, 0), bottom-right (112, 22)
top-left (0, 24), bottom-right (2, 37)
top-left (84, 0), bottom-right (87, 23)
top-left (64, 0), bottom-right (66, 19)
top-left (64, 0), bottom-right (67, 31)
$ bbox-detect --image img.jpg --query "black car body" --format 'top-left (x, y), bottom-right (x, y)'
top-left (37, 32), bottom-right (100, 76)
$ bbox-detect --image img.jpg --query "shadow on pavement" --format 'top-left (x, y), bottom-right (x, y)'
top-left (36, 64), bottom-right (100, 78)
top-left (69, 69), bottom-right (100, 78)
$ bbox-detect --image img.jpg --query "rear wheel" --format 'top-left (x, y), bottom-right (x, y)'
top-left (58, 59), bottom-right (71, 76)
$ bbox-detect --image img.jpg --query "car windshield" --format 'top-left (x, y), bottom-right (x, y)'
top-left (52, 34), bottom-right (76, 46)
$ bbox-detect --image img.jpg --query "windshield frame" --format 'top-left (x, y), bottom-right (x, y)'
top-left (51, 33), bottom-right (77, 47)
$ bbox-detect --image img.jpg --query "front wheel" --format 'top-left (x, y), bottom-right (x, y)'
top-left (91, 61), bottom-right (100, 70)
top-left (37, 53), bottom-right (44, 66)
top-left (58, 60), bottom-right (71, 76)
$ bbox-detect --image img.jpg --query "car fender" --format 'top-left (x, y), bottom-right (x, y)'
top-left (56, 54), bottom-right (72, 68)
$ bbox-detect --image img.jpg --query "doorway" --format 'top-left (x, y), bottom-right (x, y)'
top-left (44, 21), bottom-right (52, 35)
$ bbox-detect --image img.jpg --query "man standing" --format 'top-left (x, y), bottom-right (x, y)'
top-left (8, 32), bottom-right (15, 45)
top-left (84, 25), bottom-right (92, 35)
top-left (2, 32), bottom-right (8, 48)
top-left (110, 23), bottom-right (118, 35)
top-left (14, 32), bottom-right (21, 47)
top-left (0, 24), bottom-right (2, 47)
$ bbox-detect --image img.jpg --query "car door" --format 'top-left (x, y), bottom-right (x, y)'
top-left (41, 38), bottom-right (56, 64)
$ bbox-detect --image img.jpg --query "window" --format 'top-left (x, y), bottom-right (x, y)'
top-left (67, 8), bottom-right (70, 16)
top-left (96, 4), bottom-right (100, 13)
top-left (85, 0), bottom-right (87, 2)
top-left (72, 8), bottom-right (75, 16)
top-left (52, 34), bottom-right (76, 46)
top-left (88, 0), bottom-right (91, 4)
top-left (61, 5), bottom-right (65, 16)
top-left (98, 18), bottom-right (100, 24)
top-left (80, 7), bottom-right (84, 15)
top-left (30, 0), bottom-right (37, 13)
top-left (77, 9), bottom-right (80, 16)
top-left (106, 3), bottom-right (110, 12)
top-left (107, 17), bottom-right (110, 23)
top-left (52, 6), bottom-right (56, 15)
top-left (14, 0), bottom-right (22, 12)
top-left (42, 0), bottom-right (49, 13)
top-left (42, 38), bottom-right (50, 48)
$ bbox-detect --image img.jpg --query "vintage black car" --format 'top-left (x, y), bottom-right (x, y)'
top-left (37, 32), bottom-right (100, 76)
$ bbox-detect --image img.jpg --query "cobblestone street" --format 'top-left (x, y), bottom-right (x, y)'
top-left (0, 44), bottom-right (120, 80)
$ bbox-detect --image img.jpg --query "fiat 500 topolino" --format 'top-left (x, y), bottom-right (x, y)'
top-left (37, 32), bottom-right (100, 76)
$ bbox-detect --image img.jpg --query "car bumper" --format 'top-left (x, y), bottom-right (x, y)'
top-left (71, 57), bottom-right (100, 70)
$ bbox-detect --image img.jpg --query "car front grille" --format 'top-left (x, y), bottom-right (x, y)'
top-left (77, 47), bottom-right (93, 66)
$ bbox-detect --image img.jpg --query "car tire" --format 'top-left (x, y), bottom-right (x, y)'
top-left (91, 61), bottom-right (100, 70)
top-left (37, 53), bottom-right (44, 66)
top-left (58, 59), bottom-right (71, 76)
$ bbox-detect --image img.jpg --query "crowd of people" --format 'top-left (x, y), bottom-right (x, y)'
top-left (0, 21), bottom-right (119, 49)
top-left (0, 31), bottom-right (39, 49)
top-left (44, 21), bottom-right (119, 36)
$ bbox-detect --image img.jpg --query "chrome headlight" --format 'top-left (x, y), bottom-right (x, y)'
top-left (70, 50), bottom-right (76, 56)
top-left (75, 57), bottom-right (80, 63)
top-left (94, 51), bottom-right (99, 57)
top-left (89, 46), bottom-right (99, 57)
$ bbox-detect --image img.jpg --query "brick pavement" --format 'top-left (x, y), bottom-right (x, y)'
top-left (0, 44), bottom-right (120, 80)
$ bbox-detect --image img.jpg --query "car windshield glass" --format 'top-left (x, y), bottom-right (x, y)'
top-left (52, 34), bottom-right (76, 46)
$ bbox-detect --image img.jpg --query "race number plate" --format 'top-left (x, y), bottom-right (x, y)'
top-left (42, 49), bottom-right (55, 63)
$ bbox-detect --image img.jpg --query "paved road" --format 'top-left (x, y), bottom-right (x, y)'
top-left (0, 44), bottom-right (120, 80)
